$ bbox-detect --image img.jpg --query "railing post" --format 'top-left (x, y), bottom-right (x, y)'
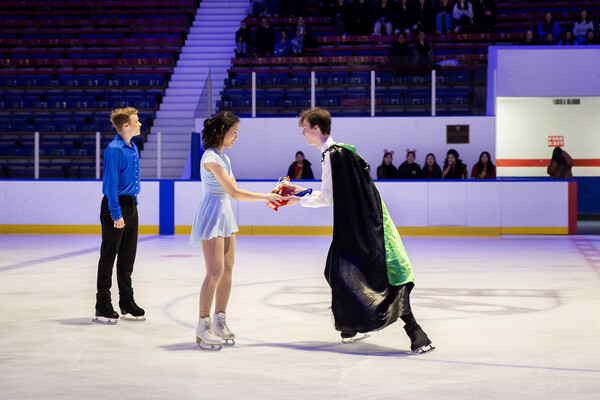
top-left (95, 131), bottom-right (100, 179)
top-left (34, 131), bottom-right (39, 179)
top-left (370, 70), bottom-right (375, 117)
top-left (251, 71), bottom-right (256, 118)
top-left (207, 69), bottom-right (212, 117)
top-left (431, 69), bottom-right (436, 116)
top-left (157, 131), bottom-right (162, 179)
top-left (311, 70), bottom-right (316, 108)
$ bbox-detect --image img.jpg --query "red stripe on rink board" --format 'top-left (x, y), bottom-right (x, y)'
top-left (497, 159), bottom-right (600, 167)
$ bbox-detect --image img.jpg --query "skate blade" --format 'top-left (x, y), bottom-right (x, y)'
top-left (221, 339), bottom-right (235, 346)
top-left (196, 337), bottom-right (222, 351)
top-left (342, 333), bottom-right (370, 344)
top-left (120, 313), bottom-right (146, 321)
top-left (92, 316), bottom-right (118, 325)
top-left (413, 343), bottom-right (435, 354)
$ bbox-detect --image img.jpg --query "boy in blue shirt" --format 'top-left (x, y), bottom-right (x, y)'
top-left (94, 107), bottom-right (145, 324)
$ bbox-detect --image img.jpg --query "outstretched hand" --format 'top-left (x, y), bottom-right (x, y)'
top-left (266, 193), bottom-right (283, 204)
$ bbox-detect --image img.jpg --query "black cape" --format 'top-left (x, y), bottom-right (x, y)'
top-left (324, 144), bottom-right (413, 334)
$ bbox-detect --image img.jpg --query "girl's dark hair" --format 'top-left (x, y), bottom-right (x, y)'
top-left (406, 151), bottom-right (415, 158)
top-left (296, 151), bottom-right (304, 157)
top-left (476, 151), bottom-right (495, 172)
top-left (202, 111), bottom-right (240, 149)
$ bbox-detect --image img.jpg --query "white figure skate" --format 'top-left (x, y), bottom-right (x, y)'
top-left (213, 312), bottom-right (235, 346)
top-left (196, 317), bottom-right (222, 350)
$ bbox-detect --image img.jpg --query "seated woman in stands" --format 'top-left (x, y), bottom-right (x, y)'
top-left (434, 0), bottom-right (453, 35)
top-left (373, 0), bottom-right (395, 36)
top-left (420, 153), bottom-right (442, 179)
top-left (377, 150), bottom-right (398, 179)
top-left (581, 29), bottom-right (600, 45)
top-left (538, 12), bottom-right (560, 44)
top-left (520, 29), bottom-right (537, 45)
top-left (573, 8), bottom-right (594, 44)
top-left (235, 20), bottom-right (252, 57)
top-left (290, 16), bottom-right (313, 55)
top-left (413, 31), bottom-right (434, 71)
top-left (470, 151), bottom-right (496, 179)
top-left (452, 0), bottom-right (474, 34)
top-left (442, 149), bottom-right (467, 179)
top-left (559, 30), bottom-right (577, 46)
top-left (398, 150), bottom-right (421, 179)
top-left (273, 29), bottom-right (290, 57)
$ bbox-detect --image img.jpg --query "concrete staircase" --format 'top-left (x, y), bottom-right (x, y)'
top-left (140, 0), bottom-right (247, 178)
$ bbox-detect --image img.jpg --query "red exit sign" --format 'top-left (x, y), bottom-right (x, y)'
top-left (548, 136), bottom-right (564, 147)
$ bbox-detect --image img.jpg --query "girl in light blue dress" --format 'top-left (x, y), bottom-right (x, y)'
top-left (190, 111), bottom-right (283, 350)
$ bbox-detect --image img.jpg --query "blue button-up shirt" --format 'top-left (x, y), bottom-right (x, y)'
top-left (102, 134), bottom-right (140, 220)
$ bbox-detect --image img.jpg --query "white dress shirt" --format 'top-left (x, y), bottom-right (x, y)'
top-left (300, 136), bottom-right (335, 208)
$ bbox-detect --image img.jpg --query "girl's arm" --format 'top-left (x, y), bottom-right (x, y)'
top-left (206, 162), bottom-right (282, 203)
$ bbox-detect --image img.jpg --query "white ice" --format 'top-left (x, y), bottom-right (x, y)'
top-left (1, 234), bottom-right (599, 399)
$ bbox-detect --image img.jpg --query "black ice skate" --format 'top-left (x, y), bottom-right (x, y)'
top-left (119, 299), bottom-right (146, 321)
top-left (93, 301), bottom-right (119, 325)
top-left (341, 329), bottom-right (370, 344)
top-left (404, 321), bottom-right (435, 354)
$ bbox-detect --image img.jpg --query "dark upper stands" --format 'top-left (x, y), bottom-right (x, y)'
top-left (0, 0), bottom-right (198, 178)
top-left (218, 0), bottom-right (599, 118)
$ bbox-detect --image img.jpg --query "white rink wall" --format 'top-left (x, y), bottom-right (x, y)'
top-left (0, 179), bottom-right (575, 235)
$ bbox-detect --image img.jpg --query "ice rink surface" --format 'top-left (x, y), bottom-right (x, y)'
top-left (1, 234), bottom-right (599, 400)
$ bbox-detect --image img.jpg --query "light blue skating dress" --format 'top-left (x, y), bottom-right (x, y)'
top-left (189, 148), bottom-right (239, 246)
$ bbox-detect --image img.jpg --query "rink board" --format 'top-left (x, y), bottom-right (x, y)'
top-left (0, 179), bottom-right (576, 235)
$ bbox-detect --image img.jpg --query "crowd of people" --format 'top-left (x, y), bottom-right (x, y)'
top-left (239, 3), bottom-right (598, 59)
top-left (287, 148), bottom-right (499, 181)
top-left (522, 9), bottom-right (599, 46)
top-left (375, 148), bottom-right (495, 179)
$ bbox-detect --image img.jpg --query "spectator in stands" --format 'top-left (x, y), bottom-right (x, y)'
top-left (332, 0), bottom-right (354, 36)
top-left (235, 20), bottom-right (252, 57)
top-left (389, 32), bottom-right (415, 73)
top-left (269, 0), bottom-right (282, 17)
top-left (254, 17), bottom-right (277, 56)
top-left (442, 148), bottom-right (467, 179)
top-left (411, 0), bottom-right (433, 34)
top-left (374, 0), bottom-right (395, 36)
top-left (290, 16), bottom-right (313, 55)
top-left (288, 150), bottom-right (315, 179)
top-left (473, 0), bottom-right (496, 33)
top-left (377, 150), bottom-right (398, 179)
top-left (573, 8), bottom-right (594, 44)
top-left (470, 151), bottom-right (496, 179)
top-left (434, 0), bottom-right (453, 34)
top-left (394, 0), bottom-right (413, 35)
top-left (543, 32), bottom-right (556, 45)
top-left (398, 150), bottom-right (421, 179)
top-left (251, 0), bottom-right (269, 17)
top-left (538, 12), bottom-right (560, 44)
top-left (273, 29), bottom-right (290, 56)
top-left (94, 107), bottom-right (145, 325)
top-left (581, 29), bottom-right (599, 45)
top-left (352, 0), bottom-right (374, 35)
top-left (452, 0), bottom-right (474, 34)
top-left (420, 153), bottom-right (442, 179)
top-left (288, 0), bottom-right (306, 17)
top-left (559, 30), bottom-right (577, 46)
top-left (520, 29), bottom-right (537, 45)
top-left (547, 147), bottom-right (573, 179)
top-left (414, 31), bottom-right (434, 71)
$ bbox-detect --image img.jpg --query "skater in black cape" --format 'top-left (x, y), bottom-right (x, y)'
top-left (284, 107), bottom-right (434, 353)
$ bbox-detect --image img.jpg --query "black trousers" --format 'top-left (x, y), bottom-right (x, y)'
top-left (96, 195), bottom-right (138, 303)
